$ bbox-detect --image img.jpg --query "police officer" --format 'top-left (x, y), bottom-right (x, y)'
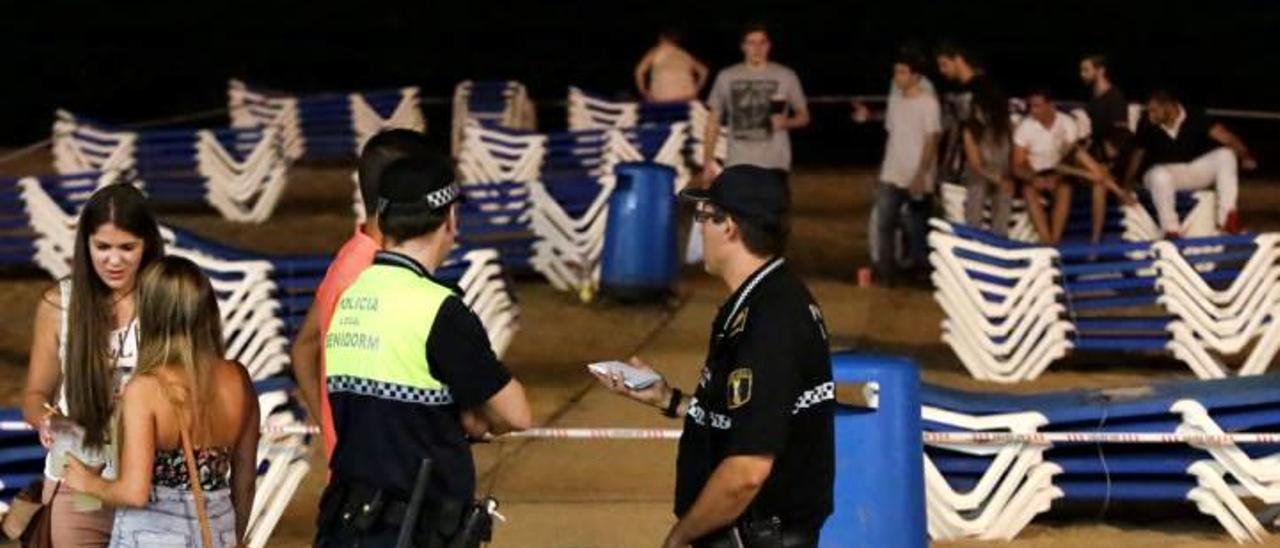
top-left (317, 151), bottom-right (532, 547)
top-left (593, 165), bottom-right (834, 548)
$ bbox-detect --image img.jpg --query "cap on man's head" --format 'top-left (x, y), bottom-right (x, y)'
top-left (375, 151), bottom-right (461, 217)
top-left (679, 165), bottom-right (790, 230)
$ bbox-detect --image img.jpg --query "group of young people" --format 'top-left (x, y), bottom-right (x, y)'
top-left (23, 184), bottom-right (259, 547)
top-left (871, 44), bottom-right (1258, 285)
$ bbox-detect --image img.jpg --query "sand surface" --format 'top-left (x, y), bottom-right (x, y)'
top-left (3, 152), bottom-right (1277, 546)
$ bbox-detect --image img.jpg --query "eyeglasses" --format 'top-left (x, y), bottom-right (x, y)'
top-left (692, 208), bottom-right (728, 224)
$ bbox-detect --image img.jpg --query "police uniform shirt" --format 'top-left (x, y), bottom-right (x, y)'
top-left (327, 251), bottom-right (512, 501)
top-left (674, 258), bottom-right (835, 533)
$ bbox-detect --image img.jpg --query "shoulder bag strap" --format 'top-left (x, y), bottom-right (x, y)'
top-left (163, 378), bottom-right (215, 548)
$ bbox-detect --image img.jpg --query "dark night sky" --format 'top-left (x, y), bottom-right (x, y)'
top-left (4, 1), bottom-right (1279, 163)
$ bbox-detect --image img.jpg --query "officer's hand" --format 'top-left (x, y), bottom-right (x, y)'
top-left (460, 410), bottom-right (491, 439)
top-left (590, 356), bottom-right (671, 409)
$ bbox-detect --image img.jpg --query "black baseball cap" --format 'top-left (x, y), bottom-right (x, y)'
top-left (679, 165), bottom-right (790, 230)
top-left (375, 151), bottom-right (461, 217)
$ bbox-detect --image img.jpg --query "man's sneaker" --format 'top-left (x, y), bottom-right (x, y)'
top-left (1222, 210), bottom-right (1242, 234)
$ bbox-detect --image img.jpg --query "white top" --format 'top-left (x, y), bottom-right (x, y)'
top-left (1013, 112), bottom-right (1080, 171)
top-left (879, 91), bottom-right (942, 189)
top-left (46, 279), bottom-right (138, 480)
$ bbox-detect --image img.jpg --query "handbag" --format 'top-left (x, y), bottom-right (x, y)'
top-left (13, 479), bottom-right (57, 547)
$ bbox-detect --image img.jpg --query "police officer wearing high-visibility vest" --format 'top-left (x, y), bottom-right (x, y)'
top-left (594, 165), bottom-right (834, 548)
top-left (317, 150), bottom-right (532, 547)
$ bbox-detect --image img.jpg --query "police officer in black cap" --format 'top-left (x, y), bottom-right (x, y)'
top-left (593, 165), bottom-right (834, 547)
top-left (317, 151), bottom-right (532, 547)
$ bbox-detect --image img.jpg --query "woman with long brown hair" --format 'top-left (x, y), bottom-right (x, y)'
top-left (961, 89), bottom-right (1015, 236)
top-left (23, 183), bottom-right (163, 546)
top-left (64, 256), bottom-right (260, 547)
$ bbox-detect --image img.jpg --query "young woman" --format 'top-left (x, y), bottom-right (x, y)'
top-left (634, 29), bottom-right (710, 102)
top-left (962, 92), bottom-right (1015, 236)
top-left (65, 256), bottom-right (260, 547)
top-left (23, 183), bottom-right (163, 546)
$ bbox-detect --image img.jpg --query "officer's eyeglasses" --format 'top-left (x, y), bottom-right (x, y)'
top-left (692, 207), bottom-right (729, 225)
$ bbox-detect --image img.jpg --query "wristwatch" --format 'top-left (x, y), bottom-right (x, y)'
top-left (663, 388), bottom-right (683, 418)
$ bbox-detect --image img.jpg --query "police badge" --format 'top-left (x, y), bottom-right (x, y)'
top-left (727, 368), bottom-right (753, 409)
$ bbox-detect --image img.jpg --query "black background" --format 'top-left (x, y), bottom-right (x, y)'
top-left (4, 1), bottom-right (1278, 166)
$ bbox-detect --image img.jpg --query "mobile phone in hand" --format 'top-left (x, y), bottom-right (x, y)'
top-left (587, 361), bottom-right (662, 391)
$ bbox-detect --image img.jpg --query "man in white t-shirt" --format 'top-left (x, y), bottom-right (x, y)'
top-left (873, 51), bottom-right (941, 285)
top-left (1013, 90), bottom-right (1131, 244)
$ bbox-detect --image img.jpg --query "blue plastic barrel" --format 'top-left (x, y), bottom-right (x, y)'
top-left (600, 162), bottom-right (678, 301)
top-left (821, 352), bottom-right (926, 548)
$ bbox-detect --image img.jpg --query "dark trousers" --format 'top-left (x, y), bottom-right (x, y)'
top-left (874, 182), bottom-right (929, 281)
top-left (316, 525), bottom-right (402, 548)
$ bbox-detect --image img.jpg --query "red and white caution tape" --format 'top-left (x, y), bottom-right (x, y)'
top-left (500, 428), bottom-right (1280, 445)
top-left (922, 431), bottom-right (1280, 446)
top-left (502, 427), bottom-right (682, 440)
top-left (7, 421), bottom-right (1279, 446)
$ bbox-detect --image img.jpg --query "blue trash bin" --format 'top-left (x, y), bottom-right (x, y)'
top-left (821, 352), bottom-right (926, 548)
top-left (600, 162), bottom-right (678, 301)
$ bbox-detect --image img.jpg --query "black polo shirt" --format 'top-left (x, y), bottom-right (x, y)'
top-left (1135, 105), bottom-right (1218, 167)
top-left (328, 252), bottom-right (512, 502)
top-left (1085, 86), bottom-right (1132, 163)
top-left (674, 258), bottom-right (835, 534)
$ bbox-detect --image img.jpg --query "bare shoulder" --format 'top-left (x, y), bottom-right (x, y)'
top-left (216, 359), bottom-right (254, 392)
top-left (121, 373), bottom-right (162, 403)
top-left (37, 284), bottom-right (63, 313)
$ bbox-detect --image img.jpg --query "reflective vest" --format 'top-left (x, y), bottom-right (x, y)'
top-left (324, 261), bottom-right (453, 404)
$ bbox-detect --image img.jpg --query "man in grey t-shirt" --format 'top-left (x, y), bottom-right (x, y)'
top-left (874, 51), bottom-right (940, 285)
top-left (703, 23), bottom-right (810, 179)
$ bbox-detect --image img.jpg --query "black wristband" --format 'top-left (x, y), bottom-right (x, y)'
top-left (663, 388), bottom-right (684, 418)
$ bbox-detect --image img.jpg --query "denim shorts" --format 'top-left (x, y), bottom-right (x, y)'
top-left (109, 486), bottom-right (238, 547)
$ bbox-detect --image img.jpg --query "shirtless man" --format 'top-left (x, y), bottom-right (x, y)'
top-left (635, 29), bottom-right (710, 102)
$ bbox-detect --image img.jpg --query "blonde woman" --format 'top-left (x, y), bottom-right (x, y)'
top-left (65, 256), bottom-right (260, 548)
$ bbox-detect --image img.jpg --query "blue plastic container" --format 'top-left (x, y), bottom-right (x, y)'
top-left (600, 162), bottom-right (678, 301)
top-left (821, 352), bottom-right (926, 548)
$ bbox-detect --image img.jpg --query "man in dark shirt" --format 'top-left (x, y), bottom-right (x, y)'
top-left (317, 152), bottom-right (532, 547)
top-left (1124, 90), bottom-right (1257, 237)
top-left (1080, 54), bottom-right (1137, 242)
top-left (593, 165), bottom-right (834, 548)
top-left (1079, 55), bottom-right (1133, 168)
top-left (936, 42), bottom-right (1012, 235)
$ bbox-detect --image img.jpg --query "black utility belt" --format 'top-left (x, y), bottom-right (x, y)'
top-left (695, 516), bottom-right (818, 548)
top-left (320, 477), bottom-right (495, 548)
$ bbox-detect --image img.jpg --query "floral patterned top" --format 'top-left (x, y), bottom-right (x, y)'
top-left (153, 446), bottom-right (231, 491)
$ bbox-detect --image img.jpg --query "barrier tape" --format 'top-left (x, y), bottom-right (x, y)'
top-left (5, 421), bottom-right (1279, 446)
top-left (506, 428), bottom-right (1280, 446)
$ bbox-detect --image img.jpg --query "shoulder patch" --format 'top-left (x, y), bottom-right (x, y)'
top-left (727, 368), bottom-right (753, 410)
top-left (728, 306), bottom-right (750, 338)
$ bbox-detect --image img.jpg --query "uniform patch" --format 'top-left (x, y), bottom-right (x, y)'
top-left (728, 306), bottom-right (750, 337)
top-left (727, 368), bottom-right (754, 409)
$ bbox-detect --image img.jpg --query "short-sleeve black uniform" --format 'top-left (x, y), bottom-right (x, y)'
top-left (674, 258), bottom-right (835, 536)
top-left (329, 252), bottom-right (512, 502)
